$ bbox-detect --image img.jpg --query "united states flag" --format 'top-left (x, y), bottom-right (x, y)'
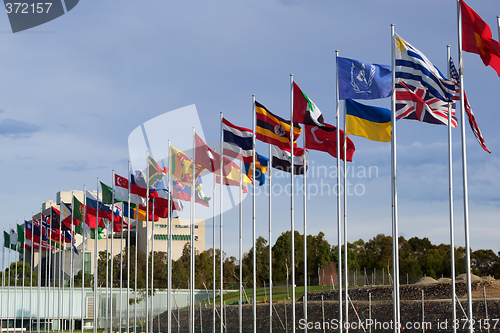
top-left (449, 58), bottom-right (491, 153)
top-left (395, 82), bottom-right (457, 127)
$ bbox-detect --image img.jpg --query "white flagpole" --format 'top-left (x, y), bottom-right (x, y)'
top-left (46, 216), bottom-right (51, 333)
top-left (268, 143), bottom-right (272, 333)
top-left (167, 145), bottom-right (173, 333)
top-left (302, 118), bottom-right (308, 333)
top-left (7, 229), bottom-right (12, 332)
top-left (118, 174), bottom-right (124, 333)
top-left (127, 163), bottom-right (132, 333)
top-left (497, 16), bottom-right (500, 41)
top-left (252, 95), bottom-right (257, 333)
top-left (238, 158), bottom-right (243, 333)
top-left (212, 167), bottom-right (216, 333)
top-left (145, 153), bottom-right (150, 333)
top-left (150, 198), bottom-right (155, 333)
top-left (334, 50), bottom-right (343, 333)
top-left (447, 46), bottom-right (457, 333)
top-left (81, 186), bottom-right (87, 333)
top-left (14, 224), bottom-right (19, 332)
top-left (1, 229), bottom-right (4, 329)
top-left (94, 179), bottom-right (100, 333)
top-left (134, 178), bottom-right (138, 333)
top-left (53, 232), bottom-right (57, 333)
top-left (390, 24), bottom-right (401, 333)
top-left (70, 199), bottom-right (75, 333)
top-left (111, 172), bottom-right (116, 333)
top-left (105, 213), bottom-right (110, 333)
top-left (38, 210), bottom-right (42, 333)
top-left (219, 112), bottom-right (225, 333)
top-left (31, 218), bottom-right (35, 332)
top-left (457, 3), bottom-right (473, 332)
top-left (22, 222), bottom-right (26, 331)
top-left (289, 75), bottom-right (296, 333)
top-left (190, 127), bottom-right (196, 333)
top-left (343, 102), bottom-right (349, 333)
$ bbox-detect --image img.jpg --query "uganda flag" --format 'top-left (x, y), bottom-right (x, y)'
top-left (256, 101), bottom-right (301, 150)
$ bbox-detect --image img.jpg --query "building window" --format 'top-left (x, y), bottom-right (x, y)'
top-left (174, 225), bottom-right (198, 229)
top-left (84, 252), bottom-right (91, 279)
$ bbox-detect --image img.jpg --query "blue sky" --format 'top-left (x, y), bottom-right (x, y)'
top-left (0, 0), bottom-right (499, 265)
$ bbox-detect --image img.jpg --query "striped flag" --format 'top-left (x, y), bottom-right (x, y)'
top-left (222, 117), bottom-right (253, 163)
top-left (395, 82), bottom-right (457, 127)
top-left (256, 101), bottom-right (301, 149)
top-left (449, 58), bottom-right (491, 153)
top-left (271, 145), bottom-right (307, 175)
top-left (395, 33), bottom-right (455, 102)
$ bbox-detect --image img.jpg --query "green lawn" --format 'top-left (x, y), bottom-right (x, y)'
top-left (206, 285), bottom-right (336, 306)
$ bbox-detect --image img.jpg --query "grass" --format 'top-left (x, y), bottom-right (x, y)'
top-left (207, 285), bottom-right (335, 306)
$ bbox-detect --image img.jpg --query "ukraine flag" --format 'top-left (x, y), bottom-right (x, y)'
top-left (346, 99), bottom-right (391, 142)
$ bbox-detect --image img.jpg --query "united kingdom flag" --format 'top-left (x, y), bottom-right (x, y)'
top-left (395, 82), bottom-right (457, 127)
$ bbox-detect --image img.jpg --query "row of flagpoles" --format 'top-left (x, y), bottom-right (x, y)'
top-left (1, 2), bottom-right (499, 333)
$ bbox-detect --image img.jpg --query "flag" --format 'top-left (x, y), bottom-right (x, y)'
top-left (85, 191), bottom-right (120, 228)
top-left (114, 174), bottom-right (146, 204)
top-left (293, 82), bottom-right (324, 126)
top-left (170, 146), bottom-right (194, 186)
top-left (10, 228), bottom-right (17, 250)
top-left (244, 153), bottom-right (269, 186)
top-left (460, 0), bottom-right (500, 76)
top-left (17, 224), bottom-right (24, 245)
top-left (394, 33), bottom-right (455, 101)
top-left (129, 173), bottom-right (148, 198)
top-left (337, 57), bottom-right (392, 100)
top-left (60, 202), bottom-right (73, 229)
top-left (256, 101), bottom-right (301, 149)
top-left (222, 117), bottom-right (253, 163)
top-left (271, 145), bottom-right (307, 175)
top-left (345, 99), bottom-right (391, 142)
top-left (4, 230), bottom-right (12, 250)
top-left (148, 155), bottom-right (168, 187)
top-left (449, 58), bottom-right (490, 153)
top-left (172, 178), bottom-right (211, 207)
top-left (395, 82), bottom-right (457, 127)
top-left (75, 222), bottom-right (104, 239)
top-left (52, 207), bottom-right (70, 231)
top-left (304, 123), bottom-right (355, 161)
top-left (216, 156), bottom-right (250, 190)
top-left (195, 133), bottom-right (220, 175)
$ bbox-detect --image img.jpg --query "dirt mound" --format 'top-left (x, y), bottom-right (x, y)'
top-left (438, 277), bottom-right (452, 283)
top-left (414, 276), bottom-right (438, 285)
top-left (456, 273), bottom-right (482, 281)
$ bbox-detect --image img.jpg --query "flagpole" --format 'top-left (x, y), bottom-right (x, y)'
top-left (126, 163), bottom-right (132, 333)
top-left (1, 230), bottom-right (4, 330)
top-left (289, 74), bottom-right (296, 333)
top-left (7, 228), bottom-right (12, 332)
top-left (150, 198), bottom-right (155, 333)
top-left (191, 127), bottom-right (196, 333)
top-left (252, 94), bottom-right (257, 333)
top-left (111, 172), bottom-right (116, 333)
top-left (343, 101), bottom-right (349, 333)
top-left (38, 210), bottom-right (43, 333)
top-left (81, 187), bottom-right (87, 333)
top-left (134, 176), bottom-right (138, 333)
top-left (167, 145), bottom-right (173, 333)
top-left (457, 3), bottom-right (473, 332)
top-left (237, 157), bottom-right (243, 333)
top-left (22, 222), bottom-right (26, 332)
top-left (220, 112), bottom-right (225, 333)
top-left (497, 16), bottom-right (500, 41)
top-left (390, 24), bottom-right (401, 333)
top-left (70, 202), bottom-right (75, 333)
top-left (268, 143), bottom-right (272, 333)
top-left (334, 50), bottom-right (343, 333)
top-left (119, 180), bottom-right (125, 333)
top-left (446, 45), bottom-right (458, 333)
top-left (145, 152), bottom-right (150, 333)
top-left (302, 122), bottom-right (308, 333)
top-left (46, 215), bottom-right (51, 333)
top-left (94, 179), bottom-right (100, 333)
top-left (14, 225), bottom-right (19, 332)
top-left (105, 207), bottom-right (110, 333)
top-left (212, 167), bottom-right (216, 333)
top-left (30, 218), bottom-right (35, 332)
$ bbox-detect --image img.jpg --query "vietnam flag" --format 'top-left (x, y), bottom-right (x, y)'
top-left (460, 0), bottom-right (500, 76)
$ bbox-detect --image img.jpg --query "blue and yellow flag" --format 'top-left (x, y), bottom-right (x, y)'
top-left (244, 153), bottom-right (269, 186)
top-left (346, 99), bottom-right (391, 142)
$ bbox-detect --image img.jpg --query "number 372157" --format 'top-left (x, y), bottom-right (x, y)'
top-left (5, 2), bottom-right (53, 14)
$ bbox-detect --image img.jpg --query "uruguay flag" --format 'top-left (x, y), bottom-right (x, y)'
top-left (394, 33), bottom-right (455, 102)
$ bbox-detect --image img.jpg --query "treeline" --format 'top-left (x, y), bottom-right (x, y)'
top-left (87, 232), bottom-right (500, 290)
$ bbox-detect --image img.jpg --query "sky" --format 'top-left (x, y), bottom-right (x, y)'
top-left (0, 0), bottom-right (499, 266)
